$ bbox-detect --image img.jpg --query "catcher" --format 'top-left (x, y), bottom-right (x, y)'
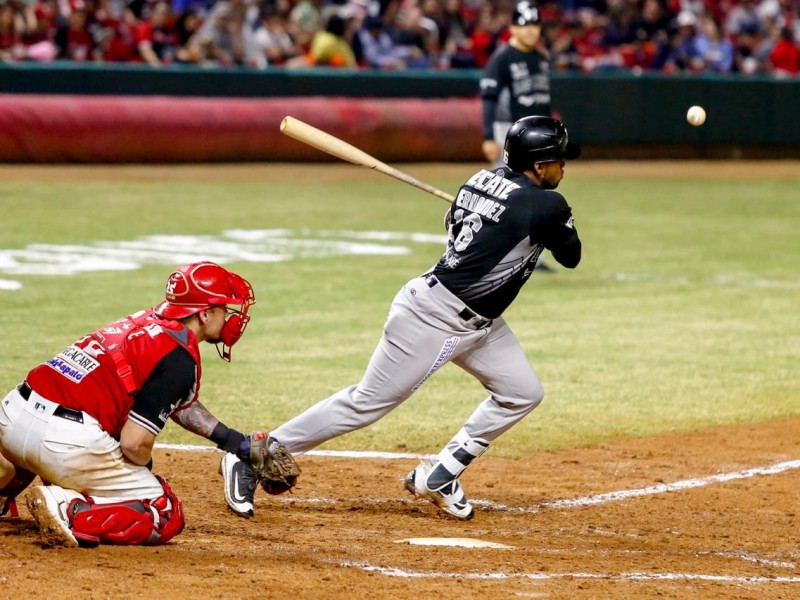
top-left (0, 261), bottom-right (299, 547)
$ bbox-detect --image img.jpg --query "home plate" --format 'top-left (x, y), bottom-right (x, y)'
top-left (394, 537), bottom-right (514, 549)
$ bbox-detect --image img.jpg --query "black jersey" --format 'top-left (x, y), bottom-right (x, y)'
top-left (432, 168), bottom-right (580, 319)
top-left (480, 43), bottom-right (552, 137)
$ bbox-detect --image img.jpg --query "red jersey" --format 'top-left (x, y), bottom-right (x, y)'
top-left (26, 309), bottom-right (202, 437)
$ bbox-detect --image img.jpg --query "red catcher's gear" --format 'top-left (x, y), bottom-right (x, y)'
top-left (68, 476), bottom-right (185, 546)
top-left (153, 261), bottom-right (256, 361)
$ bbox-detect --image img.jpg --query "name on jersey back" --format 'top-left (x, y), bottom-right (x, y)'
top-left (457, 170), bottom-right (520, 222)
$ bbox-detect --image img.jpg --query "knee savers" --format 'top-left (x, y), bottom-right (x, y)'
top-left (68, 476), bottom-right (185, 546)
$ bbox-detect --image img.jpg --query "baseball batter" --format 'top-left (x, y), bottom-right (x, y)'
top-left (222, 116), bottom-right (582, 520)
top-left (0, 262), bottom-right (272, 546)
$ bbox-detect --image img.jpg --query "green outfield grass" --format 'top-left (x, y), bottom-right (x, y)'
top-left (1, 163), bottom-right (797, 457)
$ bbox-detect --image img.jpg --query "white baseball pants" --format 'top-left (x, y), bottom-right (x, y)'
top-left (0, 386), bottom-right (164, 501)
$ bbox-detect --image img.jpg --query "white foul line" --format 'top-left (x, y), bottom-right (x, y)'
top-left (154, 442), bottom-right (427, 461)
top-left (542, 459), bottom-right (800, 510)
top-left (341, 561), bottom-right (800, 583)
top-left (156, 442), bottom-right (800, 513)
top-left (159, 442), bottom-right (800, 583)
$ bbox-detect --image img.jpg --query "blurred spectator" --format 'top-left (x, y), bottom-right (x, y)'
top-left (0, 0), bottom-right (795, 79)
top-left (724, 0), bottom-right (762, 36)
top-left (356, 14), bottom-right (413, 68)
top-left (55, 4), bottom-right (96, 61)
top-left (695, 14), bottom-right (734, 72)
top-left (572, 6), bottom-right (622, 71)
top-left (135, 1), bottom-right (180, 65)
top-left (768, 26), bottom-right (800, 75)
top-left (289, 0), bottom-right (323, 51)
top-left (174, 6), bottom-right (203, 63)
top-left (543, 10), bottom-right (582, 70)
top-left (249, 4), bottom-right (302, 67)
top-left (0, 1), bottom-right (23, 62)
top-left (187, 0), bottom-right (250, 66)
top-left (95, 0), bottom-right (139, 62)
top-left (391, 2), bottom-right (437, 68)
top-left (603, 0), bottom-right (636, 47)
top-left (306, 13), bottom-right (356, 67)
top-left (660, 9), bottom-right (702, 71)
top-left (468, 2), bottom-right (505, 68)
top-left (431, 0), bottom-right (474, 67)
top-left (733, 27), bottom-right (763, 73)
top-left (631, 0), bottom-right (672, 40)
top-left (22, 0), bottom-right (59, 61)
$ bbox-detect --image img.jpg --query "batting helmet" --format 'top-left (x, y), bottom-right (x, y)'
top-left (512, 1), bottom-right (540, 26)
top-left (154, 261), bottom-right (256, 360)
top-left (503, 116), bottom-right (581, 171)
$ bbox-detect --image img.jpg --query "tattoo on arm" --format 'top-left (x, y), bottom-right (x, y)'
top-left (171, 401), bottom-right (220, 438)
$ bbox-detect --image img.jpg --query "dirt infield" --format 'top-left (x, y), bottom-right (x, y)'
top-left (2, 417), bottom-right (799, 599)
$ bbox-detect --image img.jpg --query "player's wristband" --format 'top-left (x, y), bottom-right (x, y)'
top-left (210, 422), bottom-right (245, 456)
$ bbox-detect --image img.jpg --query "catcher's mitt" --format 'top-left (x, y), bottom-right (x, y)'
top-left (249, 431), bottom-right (301, 495)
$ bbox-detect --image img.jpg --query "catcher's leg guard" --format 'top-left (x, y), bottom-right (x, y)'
top-left (69, 476), bottom-right (184, 546)
top-left (0, 466), bottom-right (36, 518)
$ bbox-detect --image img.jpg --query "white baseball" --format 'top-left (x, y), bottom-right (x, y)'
top-left (687, 105), bottom-right (706, 127)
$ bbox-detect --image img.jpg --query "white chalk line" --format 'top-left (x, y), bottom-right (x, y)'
top-left (158, 442), bottom-right (800, 515)
top-left (154, 442), bottom-right (427, 460)
top-left (161, 442), bottom-right (800, 583)
top-left (340, 561), bottom-right (800, 584)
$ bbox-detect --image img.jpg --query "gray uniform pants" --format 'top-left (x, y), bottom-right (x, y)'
top-left (272, 275), bottom-right (544, 454)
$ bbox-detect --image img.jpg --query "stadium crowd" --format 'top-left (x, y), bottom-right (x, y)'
top-left (1, 0), bottom-right (798, 76)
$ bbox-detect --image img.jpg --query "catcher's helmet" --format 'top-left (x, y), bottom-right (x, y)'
top-left (154, 261), bottom-right (256, 360)
top-left (512, 1), bottom-right (540, 26)
top-left (503, 116), bottom-right (581, 171)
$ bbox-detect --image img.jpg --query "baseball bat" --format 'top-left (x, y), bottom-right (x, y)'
top-left (279, 116), bottom-right (455, 203)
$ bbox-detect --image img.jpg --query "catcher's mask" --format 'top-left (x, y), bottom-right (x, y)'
top-left (154, 261), bottom-right (256, 361)
top-left (503, 116), bottom-right (581, 172)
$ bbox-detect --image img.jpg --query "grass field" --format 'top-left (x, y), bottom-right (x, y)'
top-left (1, 162), bottom-right (797, 458)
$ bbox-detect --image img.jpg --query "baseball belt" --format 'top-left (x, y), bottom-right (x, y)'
top-left (17, 381), bottom-right (84, 424)
top-left (424, 275), bottom-right (493, 329)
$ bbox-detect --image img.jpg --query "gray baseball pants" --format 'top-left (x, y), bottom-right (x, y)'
top-left (271, 274), bottom-right (544, 454)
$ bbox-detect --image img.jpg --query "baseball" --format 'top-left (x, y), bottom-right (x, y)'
top-left (687, 105), bottom-right (706, 127)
